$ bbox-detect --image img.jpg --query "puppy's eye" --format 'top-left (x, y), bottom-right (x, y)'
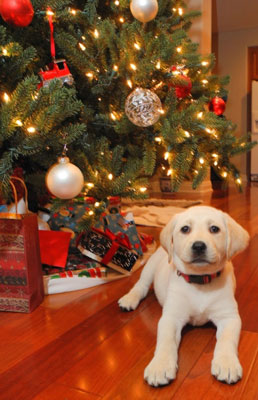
top-left (210, 225), bottom-right (220, 233)
top-left (181, 225), bottom-right (190, 234)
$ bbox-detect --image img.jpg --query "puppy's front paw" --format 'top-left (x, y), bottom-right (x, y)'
top-left (211, 355), bottom-right (242, 384)
top-left (144, 355), bottom-right (177, 387)
top-left (118, 289), bottom-right (141, 311)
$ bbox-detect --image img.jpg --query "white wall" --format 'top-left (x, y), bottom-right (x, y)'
top-left (217, 27), bottom-right (258, 175)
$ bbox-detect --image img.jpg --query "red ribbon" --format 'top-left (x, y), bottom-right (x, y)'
top-left (47, 8), bottom-right (56, 59)
top-left (92, 227), bottom-right (132, 266)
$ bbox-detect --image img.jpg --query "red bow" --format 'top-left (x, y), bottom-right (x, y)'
top-left (92, 227), bottom-right (132, 266)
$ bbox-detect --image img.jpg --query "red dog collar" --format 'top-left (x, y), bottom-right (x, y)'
top-left (177, 270), bottom-right (222, 285)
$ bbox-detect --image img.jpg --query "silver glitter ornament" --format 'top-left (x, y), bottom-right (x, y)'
top-left (46, 156), bottom-right (84, 199)
top-left (130, 0), bottom-right (158, 23)
top-left (125, 87), bottom-right (162, 127)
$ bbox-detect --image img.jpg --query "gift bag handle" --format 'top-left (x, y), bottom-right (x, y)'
top-left (9, 177), bottom-right (29, 214)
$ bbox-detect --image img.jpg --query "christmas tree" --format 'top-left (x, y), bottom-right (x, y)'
top-left (0, 0), bottom-right (255, 227)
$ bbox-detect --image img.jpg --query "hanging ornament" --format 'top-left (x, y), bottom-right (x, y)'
top-left (0, 0), bottom-right (34, 27)
top-left (46, 156), bottom-right (84, 199)
top-left (174, 75), bottom-right (192, 99)
top-left (208, 97), bottom-right (226, 116)
top-left (169, 66), bottom-right (192, 99)
top-left (38, 8), bottom-right (73, 89)
top-left (130, 0), bottom-right (158, 23)
top-left (125, 87), bottom-right (162, 127)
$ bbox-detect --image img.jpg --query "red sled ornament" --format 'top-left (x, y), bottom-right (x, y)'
top-left (169, 66), bottom-right (192, 99)
top-left (38, 59), bottom-right (74, 89)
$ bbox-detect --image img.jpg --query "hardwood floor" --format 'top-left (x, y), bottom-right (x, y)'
top-left (1, 185), bottom-right (258, 399)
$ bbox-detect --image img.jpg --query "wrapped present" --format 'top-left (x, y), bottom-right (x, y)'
top-left (48, 200), bottom-right (94, 247)
top-left (139, 232), bottom-right (154, 253)
top-left (107, 196), bottom-right (121, 214)
top-left (42, 250), bottom-right (100, 275)
top-left (0, 178), bottom-right (44, 313)
top-left (49, 266), bottom-right (107, 279)
top-left (39, 230), bottom-right (72, 268)
top-left (78, 227), bottom-right (139, 275)
top-left (96, 212), bottom-right (143, 256)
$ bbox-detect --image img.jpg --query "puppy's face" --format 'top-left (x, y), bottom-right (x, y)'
top-left (160, 206), bottom-right (249, 274)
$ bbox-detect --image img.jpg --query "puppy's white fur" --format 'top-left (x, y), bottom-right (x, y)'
top-left (118, 206), bottom-right (249, 386)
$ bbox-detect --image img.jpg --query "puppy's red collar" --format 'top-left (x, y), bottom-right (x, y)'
top-left (177, 270), bottom-right (222, 285)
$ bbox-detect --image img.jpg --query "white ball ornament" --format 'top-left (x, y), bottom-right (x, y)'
top-left (46, 156), bottom-right (84, 199)
top-left (125, 87), bottom-right (162, 127)
top-left (130, 0), bottom-right (158, 23)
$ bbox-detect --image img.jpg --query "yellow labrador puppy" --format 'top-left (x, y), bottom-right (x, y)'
top-left (118, 206), bottom-right (249, 386)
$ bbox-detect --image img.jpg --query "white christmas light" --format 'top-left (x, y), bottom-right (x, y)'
top-left (79, 43), bottom-right (86, 51)
top-left (93, 29), bottom-right (99, 38)
top-left (27, 126), bottom-right (36, 134)
top-left (3, 93), bottom-right (10, 102)
top-left (108, 173), bottom-right (113, 180)
top-left (130, 63), bottom-right (137, 71)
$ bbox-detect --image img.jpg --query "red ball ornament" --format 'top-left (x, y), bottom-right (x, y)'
top-left (0, 0), bottom-right (34, 27)
top-left (208, 97), bottom-right (226, 116)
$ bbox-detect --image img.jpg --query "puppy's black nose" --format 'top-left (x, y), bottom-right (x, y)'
top-left (192, 241), bottom-right (207, 254)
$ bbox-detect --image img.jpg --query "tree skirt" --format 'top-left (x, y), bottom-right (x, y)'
top-left (122, 199), bottom-right (202, 227)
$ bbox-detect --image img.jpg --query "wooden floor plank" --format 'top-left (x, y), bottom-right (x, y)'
top-left (169, 330), bottom-right (258, 400)
top-left (32, 384), bottom-right (102, 400)
top-left (0, 266), bottom-right (145, 374)
top-left (102, 325), bottom-right (216, 400)
top-left (0, 295), bottom-right (155, 400)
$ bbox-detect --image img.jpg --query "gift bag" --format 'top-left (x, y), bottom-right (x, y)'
top-left (0, 178), bottom-right (44, 313)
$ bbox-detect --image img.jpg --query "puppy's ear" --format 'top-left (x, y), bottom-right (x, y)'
top-left (223, 212), bottom-right (249, 259)
top-left (160, 214), bottom-right (179, 263)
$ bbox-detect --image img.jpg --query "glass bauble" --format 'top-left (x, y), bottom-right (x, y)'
top-left (125, 87), bottom-right (162, 127)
